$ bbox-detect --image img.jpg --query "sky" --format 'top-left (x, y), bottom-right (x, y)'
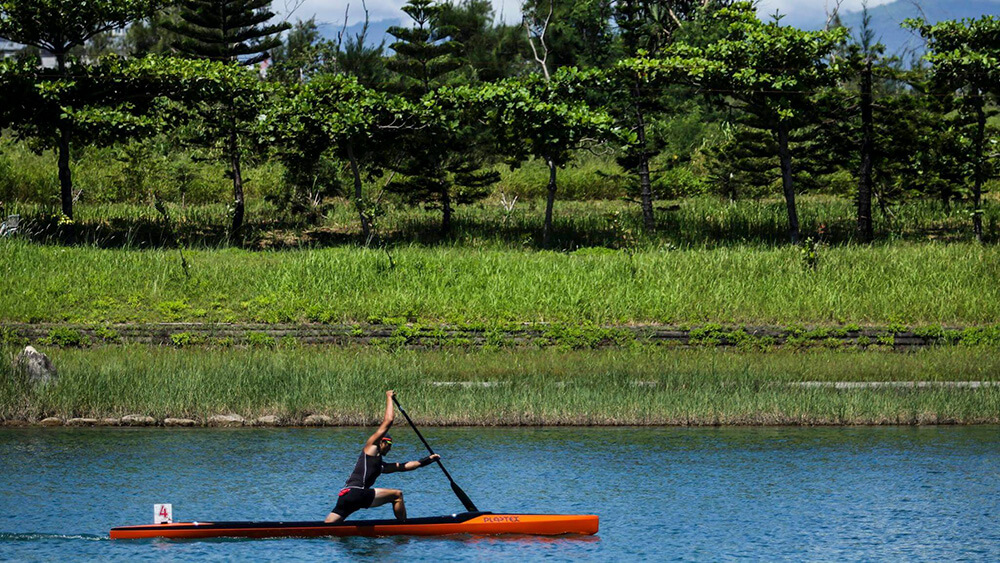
top-left (279, 0), bottom-right (897, 27)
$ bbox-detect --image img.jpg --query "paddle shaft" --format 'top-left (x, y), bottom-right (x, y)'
top-left (391, 396), bottom-right (478, 512)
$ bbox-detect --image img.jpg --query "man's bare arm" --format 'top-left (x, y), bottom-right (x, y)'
top-left (382, 454), bottom-right (441, 474)
top-left (363, 390), bottom-right (395, 454)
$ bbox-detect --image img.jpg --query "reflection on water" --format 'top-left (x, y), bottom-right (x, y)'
top-left (1, 426), bottom-right (998, 562)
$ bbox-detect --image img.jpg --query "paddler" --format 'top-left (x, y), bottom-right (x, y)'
top-left (325, 390), bottom-right (439, 523)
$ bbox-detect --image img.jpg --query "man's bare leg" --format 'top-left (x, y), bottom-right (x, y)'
top-left (325, 512), bottom-right (343, 524)
top-left (371, 488), bottom-right (406, 520)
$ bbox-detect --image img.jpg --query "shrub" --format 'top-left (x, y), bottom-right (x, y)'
top-left (44, 328), bottom-right (87, 347)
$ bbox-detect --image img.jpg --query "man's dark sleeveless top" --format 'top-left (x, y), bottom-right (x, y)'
top-left (344, 452), bottom-right (388, 489)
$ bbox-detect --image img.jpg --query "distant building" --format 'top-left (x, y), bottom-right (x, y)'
top-left (0, 40), bottom-right (57, 68)
top-left (0, 39), bottom-right (20, 58)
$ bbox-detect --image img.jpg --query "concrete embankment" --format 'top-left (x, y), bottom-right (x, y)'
top-left (5, 322), bottom-right (995, 349)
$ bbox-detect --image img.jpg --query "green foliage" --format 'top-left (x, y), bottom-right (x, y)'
top-left (958, 326), bottom-right (1000, 347)
top-left (0, 326), bottom-right (28, 347)
top-left (907, 15), bottom-right (1000, 240)
top-left (477, 70), bottom-right (613, 169)
top-left (266, 17), bottom-right (322, 84)
top-left (387, 0), bottom-right (462, 96)
top-left (43, 327), bottom-right (87, 347)
top-left (537, 324), bottom-right (636, 350)
top-left (800, 237), bottom-right (821, 270)
top-left (245, 332), bottom-right (276, 348)
top-left (2, 0), bottom-right (999, 252)
top-left (523, 0), bottom-right (617, 69)
top-left (433, 0), bottom-right (519, 83)
top-left (165, 0), bottom-right (289, 65)
top-left (495, 154), bottom-right (628, 200)
top-left (0, 0), bottom-right (162, 56)
top-left (170, 332), bottom-right (195, 347)
top-left (93, 325), bottom-right (120, 343)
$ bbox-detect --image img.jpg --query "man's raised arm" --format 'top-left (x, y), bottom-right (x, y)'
top-left (364, 390), bottom-right (396, 451)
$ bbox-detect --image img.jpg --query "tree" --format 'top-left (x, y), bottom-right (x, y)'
top-left (387, 0), bottom-right (462, 96)
top-left (267, 17), bottom-right (322, 84)
top-left (0, 0), bottom-right (163, 218)
top-left (164, 0), bottom-right (288, 233)
top-left (853, 5), bottom-right (880, 242)
top-left (265, 76), bottom-right (412, 239)
top-left (817, 3), bottom-right (901, 242)
top-left (702, 124), bottom-right (780, 201)
top-left (166, 0), bottom-right (290, 65)
top-left (703, 4), bottom-right (846, 243)
top-left (319, 2), bottom-right (388, 88)
top-left (122, 7), bottom-right (181, 57)
top-left (438, 0), bottom-right (524, 82)
top-left (611, 0), bottom-right (732, 231)
top-left (387, 88), bottom-right (499, 234)
top-left (908, 15), bottom-right (1000, 242)
top-left (477, 70), bottom-right (613, 246)
top-left (521, 0), bottom-right (616, 70)
top-left (386, 0), bottom-right (498, 233)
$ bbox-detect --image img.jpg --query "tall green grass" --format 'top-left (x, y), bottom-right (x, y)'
top-left (7, 193), bottom-right (998, 250)
top-left (2, 347), bottom-right (997, 424)
top-left (2, 237), bottom-right (998, 325)
top-left (0, 138), bottom-right (285, 206)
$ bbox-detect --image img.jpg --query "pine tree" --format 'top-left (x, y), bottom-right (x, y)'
top-left (167, 0), bottom-right (289, 65)
top-left (162, 0), bottom-right (287, 234)
top-left (386, 0), bottom-right (498, 234)
top-left (387, 0), bottom-right (462, 95)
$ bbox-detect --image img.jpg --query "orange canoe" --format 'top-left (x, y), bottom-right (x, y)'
top-left (109, 512), bottom-right (599, 539)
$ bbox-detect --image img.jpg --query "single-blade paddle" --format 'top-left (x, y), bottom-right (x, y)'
top-left (392, 395), bottom-right (478, 512)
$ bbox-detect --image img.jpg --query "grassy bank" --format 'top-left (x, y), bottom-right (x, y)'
top-left (2, 238), bottom-right (999, 326)
top-left (2, 347), bottom-right (999, 425)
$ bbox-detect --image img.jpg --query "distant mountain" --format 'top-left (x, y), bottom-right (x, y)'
top-left (786, 0), bottom-right (1000, 59)
top-left (316, 18), bottom-right (400, 51)
top-left (316, 0), bottom-right (1000, 59)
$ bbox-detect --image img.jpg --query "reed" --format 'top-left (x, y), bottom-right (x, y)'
top-left (1, 347), bottom-right (998, 425)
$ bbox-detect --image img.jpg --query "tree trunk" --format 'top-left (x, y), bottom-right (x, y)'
top-left (857, 59), bottom-right (874, 243)
top-left (543, 157), bottom-right (558, 248)
top-left (441, 187), bottom-right (452, 234)
top-left (633, 81), bottom-right (655, 232)
top-left (55, 52), bottom-right (73, 219)
top-left (776, 122), bottom-right (800, 244)
top-left (57, 126), bottom-right (73, 219)
top-left (347, 142), bottom-right (371, 242)
top-left (972, 93), bottom-right (986, 243)
top-left (228, 128), bottom-right (245, 235)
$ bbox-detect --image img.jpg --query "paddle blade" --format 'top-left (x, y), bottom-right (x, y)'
top-left (452, 482), bottom-right (478, 512)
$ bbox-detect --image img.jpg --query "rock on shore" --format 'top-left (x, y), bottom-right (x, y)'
top-left (303, 414), bottom-right (334, 426)
top-left (121, 414), bottom-right (156, 426)
top-left (164, 418), bottom-right (197, 427)
top-left (13, 346), bottom-right (57, 385)
top-left (208, 414), bottom-right (245, 427)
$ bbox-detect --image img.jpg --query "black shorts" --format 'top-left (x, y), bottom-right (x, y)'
top-left (332, 488), bottom-right (376, 518)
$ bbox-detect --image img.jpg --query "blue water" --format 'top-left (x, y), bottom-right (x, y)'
top-left (1, 426), bottom-right (998, 561)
